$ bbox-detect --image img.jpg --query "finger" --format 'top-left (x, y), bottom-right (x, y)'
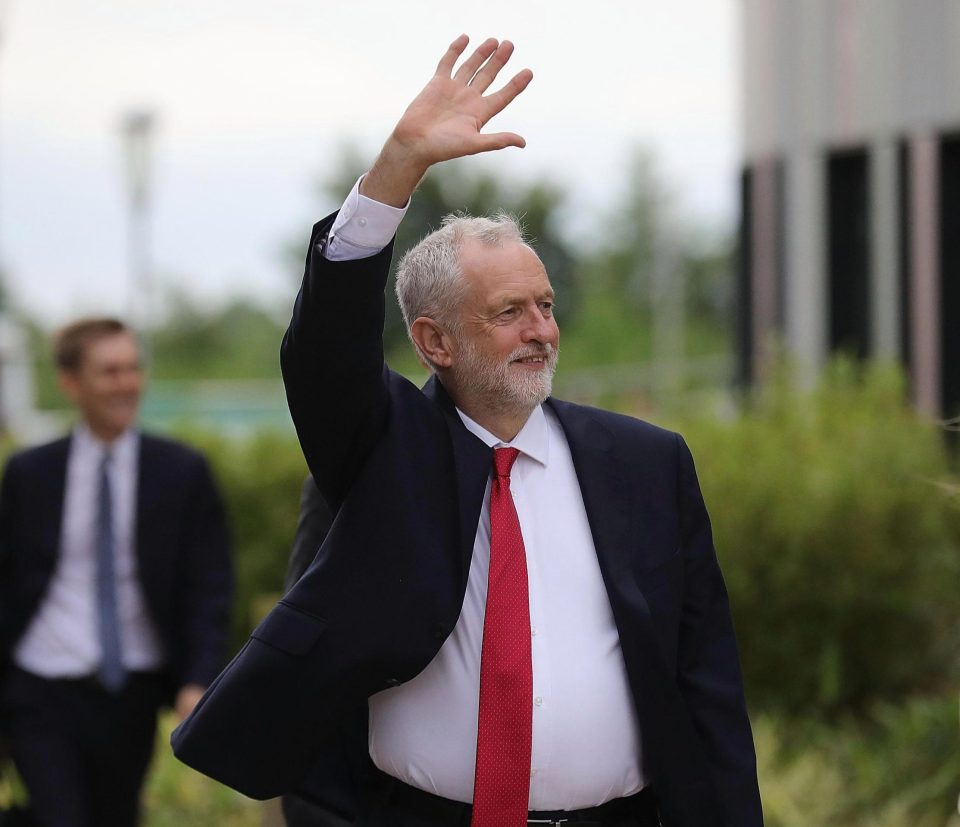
top-left (470, 40), bottom-right (515, 93)
top-left (453, 37), bottom-right (499, 83)
top-left (467, 132), bottom-right (528, 156)
top-left (481, 68), bottom-right (534, 119)
top-left (436, 34), bottom-right (470, 76)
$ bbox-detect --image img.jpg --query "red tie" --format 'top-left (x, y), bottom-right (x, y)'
top-left (471, 447), bottom-right (533, 827)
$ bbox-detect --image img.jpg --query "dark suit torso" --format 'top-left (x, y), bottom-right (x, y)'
top-left (172, 213), bottom-right (763, 827)
top-left (0, 431), bottom-right (233, 697)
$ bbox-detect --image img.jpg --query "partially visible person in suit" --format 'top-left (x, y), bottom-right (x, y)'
top-left (284, 477), bottom-right (334, 594)
top-left (280, 477), bottom-right (344, 827)
top-left (0, 317), bottom-right (233, 827)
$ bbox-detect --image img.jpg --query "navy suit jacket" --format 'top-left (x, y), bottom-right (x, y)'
top-left (172, 213), bottom-right (763, 827)
top-left (0, 432), bottom-right (233, 700)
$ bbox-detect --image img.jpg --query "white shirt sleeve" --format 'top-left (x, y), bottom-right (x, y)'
top-left (324, 176), bottom-right (409, 261)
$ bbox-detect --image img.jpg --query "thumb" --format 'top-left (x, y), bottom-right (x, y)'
top-left (469, 132), bottom-right (527, 155)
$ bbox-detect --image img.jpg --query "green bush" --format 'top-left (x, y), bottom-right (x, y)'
top-left (756, 693), bottom-right (960, 827)
top-left (144, 713), bottom-right (260, 827)
top-left (673, 359), bottom-right (960, 715)
top-left (175, 428), bottom-right (308, 648)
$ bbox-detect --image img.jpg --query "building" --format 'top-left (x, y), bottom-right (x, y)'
top-left (738, 0), bottom-right (960, 419)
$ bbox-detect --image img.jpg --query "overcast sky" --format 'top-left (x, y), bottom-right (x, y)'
top-left (0, 0), bottom-right (739, 325)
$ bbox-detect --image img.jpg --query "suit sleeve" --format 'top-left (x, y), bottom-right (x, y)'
top-left (280, 213), bottom-right (396, 509)
top-left (177, 454), bottom-right (234, 689)
top-left (674, 434), bottom-right (764, 826)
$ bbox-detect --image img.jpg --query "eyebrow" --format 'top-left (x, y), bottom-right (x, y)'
top-left (489, 289), bottom-right (555, 308)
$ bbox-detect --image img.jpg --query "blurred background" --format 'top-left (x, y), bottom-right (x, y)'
top-left (0, 1), bottom-right (958, 825)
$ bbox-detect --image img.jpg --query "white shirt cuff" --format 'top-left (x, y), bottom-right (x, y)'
top-left (324, 176), bottom-right (409, 261)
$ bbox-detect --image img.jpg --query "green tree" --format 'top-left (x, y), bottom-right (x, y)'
top-left (585, 150), bottom-right (667, 310)
top-left (149, 292), bottom-right (286, 381)
top-left (587, 148), bottom-right (732, 326)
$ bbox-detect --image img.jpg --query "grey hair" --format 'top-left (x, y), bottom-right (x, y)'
top-left (395, 211), bottom-right (528, 369)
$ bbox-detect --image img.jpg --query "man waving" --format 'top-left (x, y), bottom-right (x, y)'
top-left (174, 35), bottom-right (763, 827)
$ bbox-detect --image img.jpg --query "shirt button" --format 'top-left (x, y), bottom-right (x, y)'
top-left (534, 696), bottom-right (543, 707)
top-left (530, 767), bottom-right (538, 776)
top-left (358, 216), bottom-right (368, 227)
top-left (531, 626), bottom-right (537, 637)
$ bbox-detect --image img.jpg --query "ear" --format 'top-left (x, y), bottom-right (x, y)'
top-left (57, 370), bottom-right (81, 405)
top-left (410, 317), bottom-right (455, 369)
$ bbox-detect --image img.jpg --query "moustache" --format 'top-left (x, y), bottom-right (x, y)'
top-left (508, 343), bottom-right (556, 362)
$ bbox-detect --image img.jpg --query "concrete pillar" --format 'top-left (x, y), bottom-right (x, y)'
top-left (784, 151), bottom-right (827, 383)
top-left (750, 158), bottom-right (780, 375)
top-left (869, 140), bottom-right (900, 360)
top-left (908, 133), bottom-right (941, 416)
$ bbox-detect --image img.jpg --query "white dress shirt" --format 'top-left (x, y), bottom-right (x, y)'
top-left (368, 407), bottom-right (645, 809)
top-left (14, 425), bottom-right (166, 677)
top-left (324, 183), bottom-right (646, 809)
top-left (324, 176), bottom-right (408, 262)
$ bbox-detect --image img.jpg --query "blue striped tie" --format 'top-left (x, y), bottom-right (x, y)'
top-left (96, 452), bottom-right (126, 692)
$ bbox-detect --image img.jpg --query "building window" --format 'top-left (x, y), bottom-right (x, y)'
top-left (827, 147), bottom-right (871, 359)
top-left (940, 131), bottom-right (960, 419)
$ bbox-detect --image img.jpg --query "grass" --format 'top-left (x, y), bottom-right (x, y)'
top-left (143, 713), bottom-right (261, 827)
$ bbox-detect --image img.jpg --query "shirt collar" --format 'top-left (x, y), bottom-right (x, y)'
top-left (455, 404), bottom-right (550, 468)
top-left (73, 423), bottom-right (138, 463)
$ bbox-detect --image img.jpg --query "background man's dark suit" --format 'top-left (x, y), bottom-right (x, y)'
top-left (172, 214), bottom-right (762, 827)
top-left (0, 432), bottom-right (233, 822)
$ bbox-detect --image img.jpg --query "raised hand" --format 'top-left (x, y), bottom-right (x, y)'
top-left (360, 35), bottom-right (533, 207)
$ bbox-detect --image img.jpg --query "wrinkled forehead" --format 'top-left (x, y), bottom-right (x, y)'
top-left (456, 238), bottom-right (551, 300)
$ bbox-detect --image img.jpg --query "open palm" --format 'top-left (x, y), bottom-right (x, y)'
top-left (393, 36), bottom-right (534, 165)
top-left (360, 35), bottom-right (533, 207)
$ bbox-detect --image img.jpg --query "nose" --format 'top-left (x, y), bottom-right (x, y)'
top-left (521, 307), bottom-right (557, 345)
top-left (119, 366), bottom-right (143, 393)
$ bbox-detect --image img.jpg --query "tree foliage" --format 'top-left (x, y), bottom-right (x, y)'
top-left (582, 148), bottom-right (732, 330)
top-left (149, 292), bottom-right (285, 381)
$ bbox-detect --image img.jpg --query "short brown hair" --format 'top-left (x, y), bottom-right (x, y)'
top-left (54, 317), bottom-right (133, 372)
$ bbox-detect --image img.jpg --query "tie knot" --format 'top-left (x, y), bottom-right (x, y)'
top-left (493, 447), bottom-right (520, 479)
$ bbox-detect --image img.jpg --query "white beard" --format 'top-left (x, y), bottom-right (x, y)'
top-left (451, 337), bottom-right (558, 415)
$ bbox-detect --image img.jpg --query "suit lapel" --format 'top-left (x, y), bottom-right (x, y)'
top-left (546, 399), bottom-right (660, 655)
top-left (38, 437), bottom-right (71, 564)
top-left (135, 434), bottom-right (160, 577)
top-left (546, 398), bottom-right (689, 782)
top-left (547, 400), bottom-right (630, 570)
top-left (421, 376), bottom-right (491, 581)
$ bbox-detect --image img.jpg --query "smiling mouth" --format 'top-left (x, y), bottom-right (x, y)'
top-left (512, 355), bottom-right (547, 366)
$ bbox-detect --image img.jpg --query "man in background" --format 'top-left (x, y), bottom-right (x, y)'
top-left (0, 318), bottom-right (233, 827)
top-left (279, 477), bottom-right (341, 827)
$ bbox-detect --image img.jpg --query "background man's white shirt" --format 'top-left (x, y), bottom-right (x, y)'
top-left (14, 425), bottom-right (165, 677)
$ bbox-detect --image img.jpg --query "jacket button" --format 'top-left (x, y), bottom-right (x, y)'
top-left (385, 677), bottom-right (400, 688)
